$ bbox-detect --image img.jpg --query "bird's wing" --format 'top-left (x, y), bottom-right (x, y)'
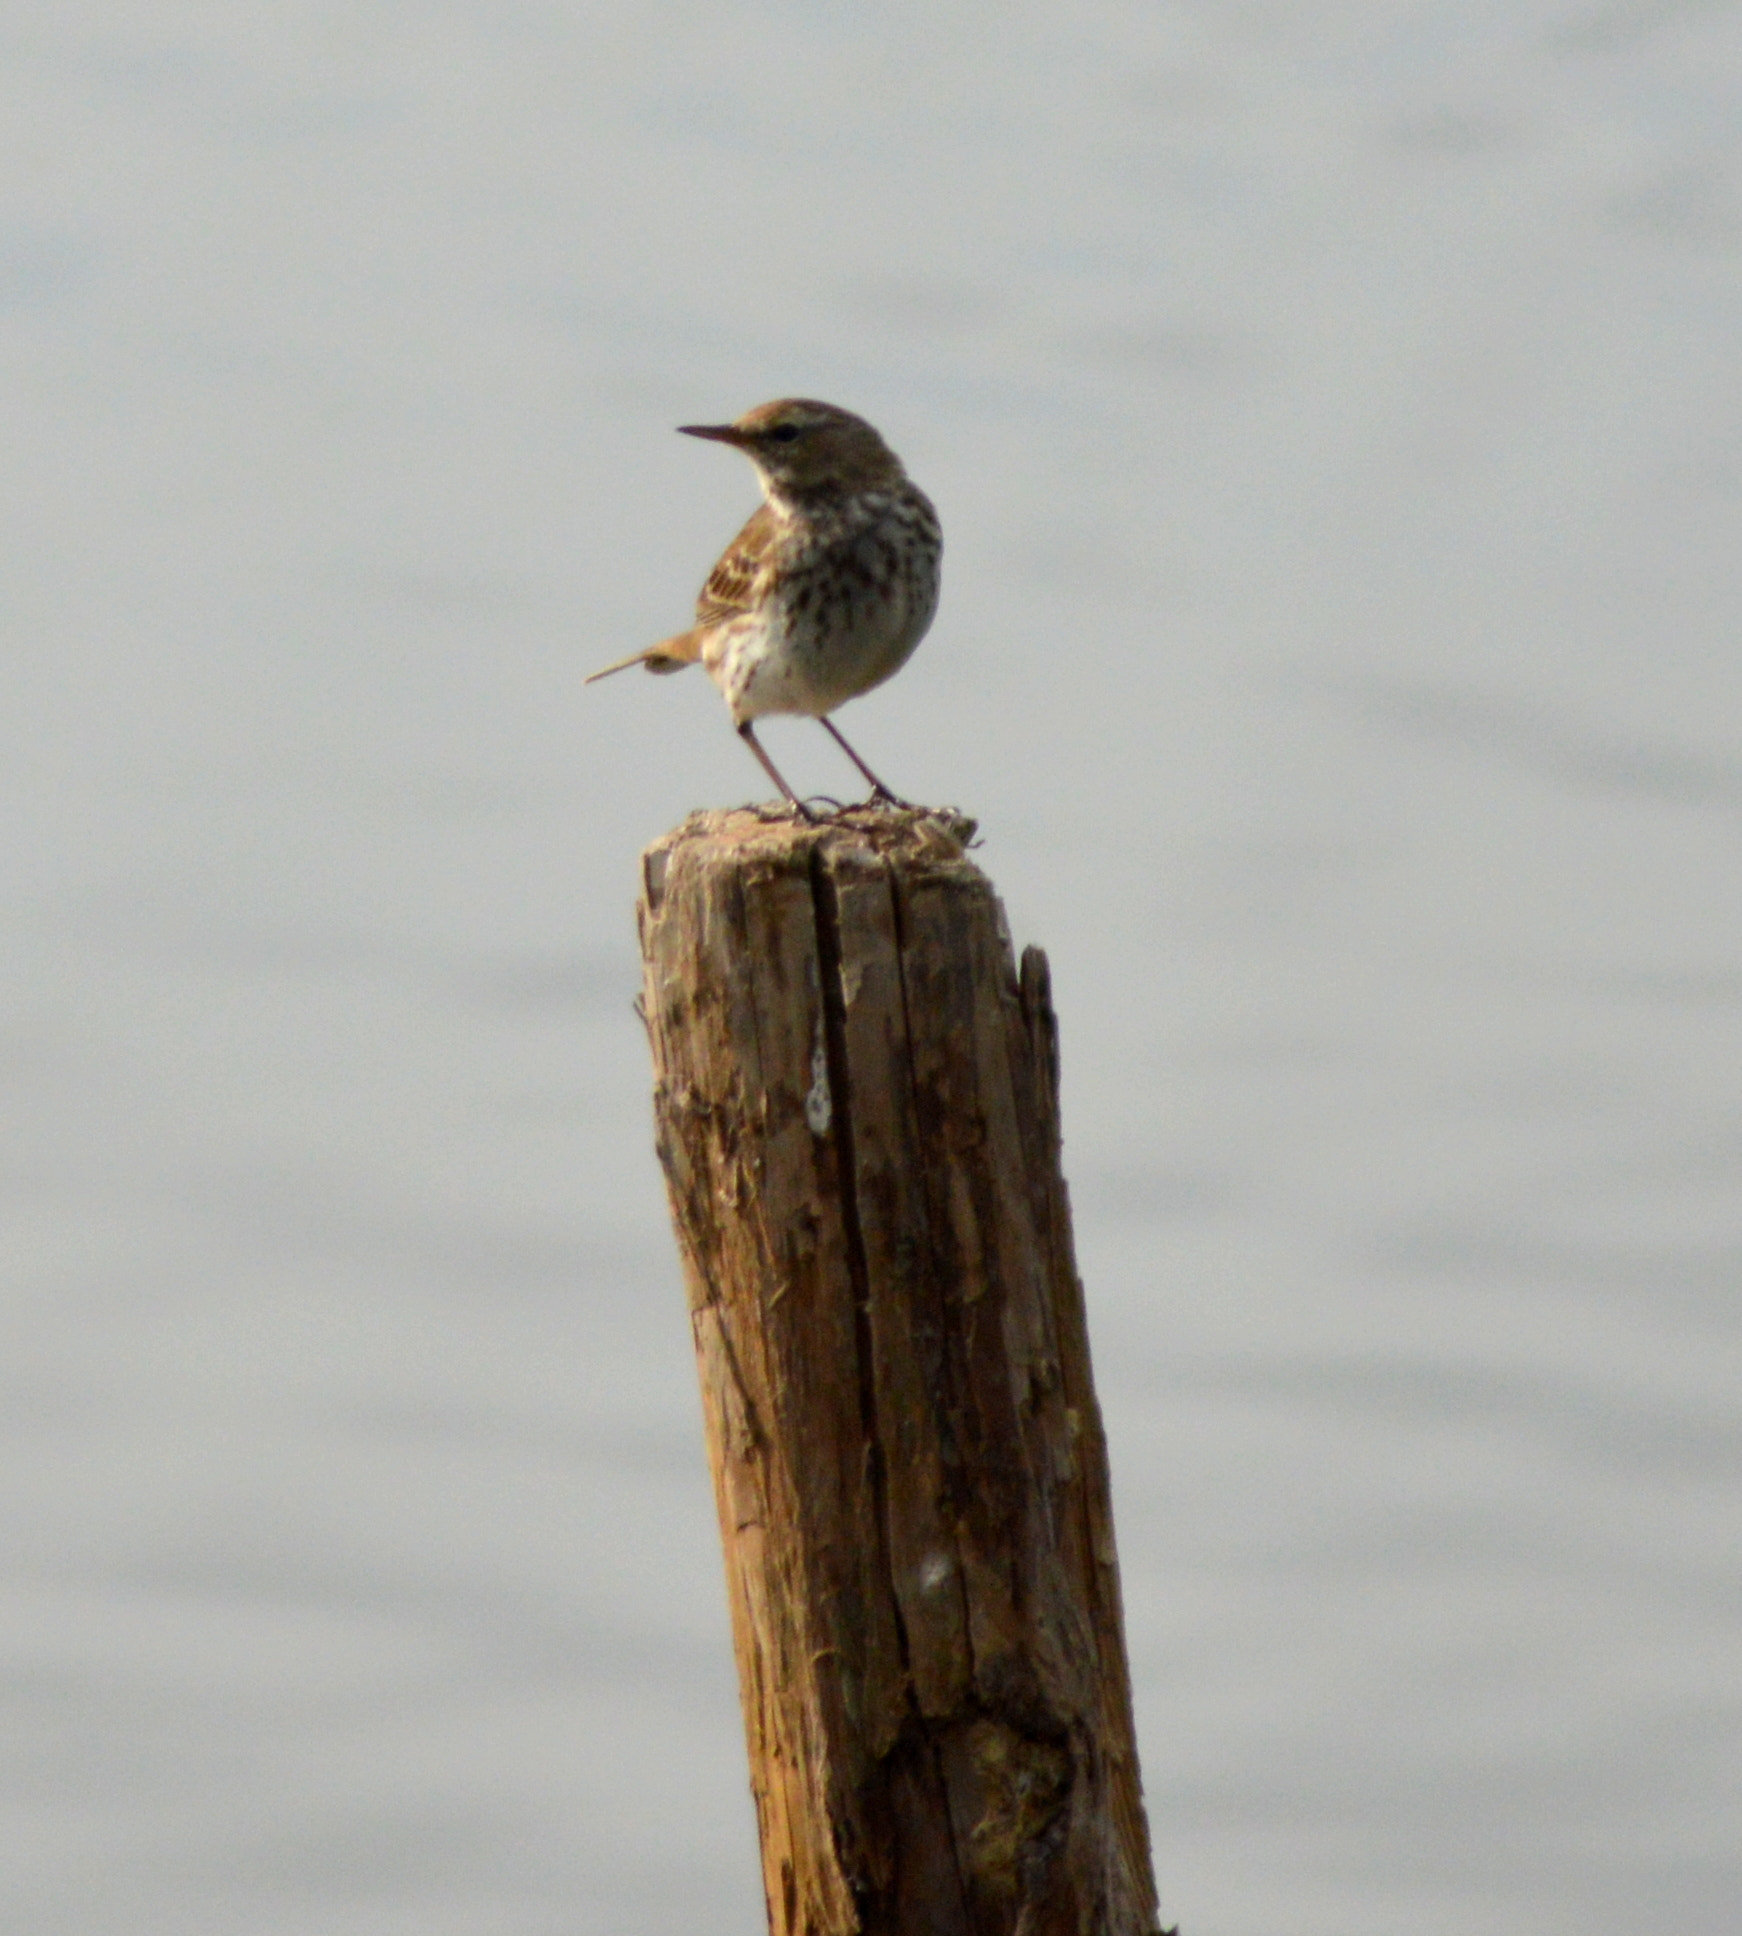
top-left (695, 503), bottom-right (780, 628)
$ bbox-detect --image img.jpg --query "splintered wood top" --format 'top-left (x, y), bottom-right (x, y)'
top-left (639, 803), bottom-right (983, 914)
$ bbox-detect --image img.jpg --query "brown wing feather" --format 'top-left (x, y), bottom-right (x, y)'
top-left (695, 503), bottom-right (781, 628)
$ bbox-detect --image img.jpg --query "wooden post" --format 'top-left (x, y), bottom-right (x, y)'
top-left (637, 807), bottom-right (1165, 1936)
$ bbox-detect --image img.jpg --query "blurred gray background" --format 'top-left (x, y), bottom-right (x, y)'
top-left (4, 4), bottom-right (1740, 1932)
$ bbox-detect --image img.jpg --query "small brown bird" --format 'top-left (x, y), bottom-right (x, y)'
top-left (587, 399), bottom-right (942, 810)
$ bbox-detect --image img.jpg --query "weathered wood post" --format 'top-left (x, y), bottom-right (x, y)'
top-left (637, 806), bottom-right (1164, 1936)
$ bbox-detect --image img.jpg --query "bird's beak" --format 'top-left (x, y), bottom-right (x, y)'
top-left (678, 422), bottom-right (751, 446)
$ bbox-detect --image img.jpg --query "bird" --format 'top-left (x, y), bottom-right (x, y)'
top-left (586, 398), bottom-right (941, 812)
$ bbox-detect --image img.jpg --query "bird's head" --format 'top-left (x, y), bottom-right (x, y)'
top-left (678, 399), bottom-right (905, 503)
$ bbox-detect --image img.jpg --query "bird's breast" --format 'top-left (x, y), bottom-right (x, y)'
top-left (710, 489), bottom-right (941, 722)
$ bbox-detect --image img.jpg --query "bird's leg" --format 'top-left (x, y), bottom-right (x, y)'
top-left (738, 722), bottom-right (816, 821)
top-left (818, 716), bottom-right (909, 808)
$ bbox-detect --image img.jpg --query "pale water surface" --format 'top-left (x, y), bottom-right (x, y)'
top-left (3, 5), bottom-right (1740, 1932)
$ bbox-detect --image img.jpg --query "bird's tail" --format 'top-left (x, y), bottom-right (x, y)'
top-left (584, 630), bottom-right (704, 684)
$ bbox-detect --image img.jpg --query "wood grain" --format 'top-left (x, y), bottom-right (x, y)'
top-left (638, 807), bottom-right (1163, 1936)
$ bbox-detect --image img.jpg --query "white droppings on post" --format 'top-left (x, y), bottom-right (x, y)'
top-left (805, 1023), bottom-right (832, 1135)
top-left (917, 1552), bottom-right (954, 1595)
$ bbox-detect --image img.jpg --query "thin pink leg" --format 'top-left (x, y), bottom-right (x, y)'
top-left (819, 717), bottom-right (908, 807)
top-left (739, 722), bottom-right (815, 820)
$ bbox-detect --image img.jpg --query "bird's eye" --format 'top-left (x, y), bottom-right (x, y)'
top-left (765, 424), bottom-right (803, 443)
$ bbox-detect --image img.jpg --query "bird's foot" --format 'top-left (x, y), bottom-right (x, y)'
top-left (745, 797), bottom-right (819, 824)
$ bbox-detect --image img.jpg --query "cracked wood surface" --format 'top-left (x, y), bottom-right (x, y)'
top-left (638, 806), bottom-right (1162, 1936)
